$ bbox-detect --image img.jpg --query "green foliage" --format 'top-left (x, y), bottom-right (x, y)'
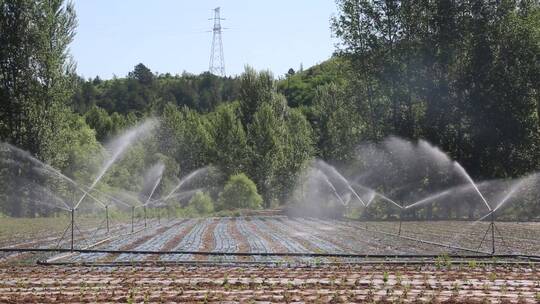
top-left (217, 173), bottom-right (262, 210)
top-left (239, 67), bottom-right (315, 206)
top-left (84, 106), bottom-right (113, 142)
top-left (238, 67), bottom-right (275, 126)
top-left (312, 83), bottom-right (364, 163)
top-left (58, 114), bottom-right (103, 182)
top-left (71, 68), bottom-right (240, 115)
top-left (331, 0), bottom-right (540, 179)
top-left (277, 57), bottom-right (350, 107)
top-left (208, 103), bottom-right (249, 176)
top-left (0, 0), bottom-right (78, 160)
top-left (157, 103), bottom-right (213, 174)
top-left (188, 191), bottom-right (214, 215)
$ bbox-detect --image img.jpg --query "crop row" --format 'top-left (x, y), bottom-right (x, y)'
top-left (0, 264), bottom-right (538, 303)
top-left (24, 216), bottom-right (540, 264)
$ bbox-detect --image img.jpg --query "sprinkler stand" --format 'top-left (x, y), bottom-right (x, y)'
top-left (144, 206), bottom-right (147, 228)
top-left (398, 205), bottom-right (403, 236)
top-left (491, 212), bottom-right (496, 255)
top-left (70, 208), bottom-right (75, 252)
top-left (105, 205), bottom-right (110, 234)
top-left (131, 206), bottom-right (135, 233)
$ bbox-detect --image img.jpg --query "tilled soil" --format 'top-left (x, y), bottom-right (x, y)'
top-left (5, 217), bottom-right (540, 265)
top-left (0, 264), bottom-right (538, 303)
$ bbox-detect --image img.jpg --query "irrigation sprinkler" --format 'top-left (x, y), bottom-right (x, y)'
top-left (477, 211), bottom-right (500, 255)
top-left (157, 208), bottom-right (161, 225)
top-left (131, 206), bottom-right (135, 233)
top-left (398, 202), bottom-right (404, 236)
top-left (491, 212), bottom-right (495, 254)
top-left (144, 206), bottom-right (147, 228)
top-left (398, 209), bottom-right (403, 236)
top-left (70, 208), bottom-right (75, 252)
top-left (105, 205), bottom-right (110, 234)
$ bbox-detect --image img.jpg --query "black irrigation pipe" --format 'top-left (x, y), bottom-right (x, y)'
top-left (1, 247), bottom-right (539, 260)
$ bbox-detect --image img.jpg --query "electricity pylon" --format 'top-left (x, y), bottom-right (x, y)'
top-left (209, 7), bottom-right (225, 76)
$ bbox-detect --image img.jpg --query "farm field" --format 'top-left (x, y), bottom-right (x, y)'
top-left (0, 264), bottom-right (538, 303)
top-left (2, 216), bottom-right (539, 264)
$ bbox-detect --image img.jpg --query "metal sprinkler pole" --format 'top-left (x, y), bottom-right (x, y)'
top-left (131, 206), bottom-right (135, 233)
top-left (398, 204), bottom-right (403, 236)
top-left (105, 205), bottom-right (110, 234)
top-left (491, 212), bottom-right (496, 255)
top-left (70, 208), bottom-right (74, 252)
top-left (157, 208), bottom-right (161, 225)
top-left (144, 206), bottom-right (147, 228)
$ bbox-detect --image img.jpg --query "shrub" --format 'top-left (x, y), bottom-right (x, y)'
top-left (217, 173), bottom-right (262, 210)
top-left (188, 191), bottom-right (214, 215)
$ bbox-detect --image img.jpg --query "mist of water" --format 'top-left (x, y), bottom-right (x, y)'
top-left (0, 143), bottom-right (108, 210)
top-left (315, 160), bottom-right (366, 206)
top-left (74, 119), bottom-right (158, 209)
top-left (405, 189), bottom-right (454, 210)
top-left (162, 167), bottom-right (209, 202)
top-left (320, 170), bottom-right (346, 205)
top-left (142, 162), bottom-right (165, 206)
top-left (149, 188), bottom-right (204, 208)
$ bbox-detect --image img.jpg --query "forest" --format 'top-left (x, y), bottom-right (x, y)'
top-left (0, 0), bottom-right (539, 219)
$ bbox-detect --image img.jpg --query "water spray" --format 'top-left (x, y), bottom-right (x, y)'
top-left (75, 119), bottom-right (157, 210)
top-left (84, 187), bottom-right (131, 208)
top-left (454, 162), bottom-right (492, 212)
top-left (163, 168), bottom-right (207, 202)
top-left (316, 161), bottom-right (366, 206)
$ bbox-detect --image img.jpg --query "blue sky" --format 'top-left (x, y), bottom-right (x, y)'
top-left (71, 1), bottom-right (337, 79)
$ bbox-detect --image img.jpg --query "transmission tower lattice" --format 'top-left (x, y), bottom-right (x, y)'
top-left (209, 7), bottom-right (225, 76)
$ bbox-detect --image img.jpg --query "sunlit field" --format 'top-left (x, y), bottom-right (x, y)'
top-left (2, 0), bottom-right (540, 302)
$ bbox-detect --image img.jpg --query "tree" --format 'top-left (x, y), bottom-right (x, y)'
top-left (208, 103), bottom-right (249, 176)
top-left (461, 0), bottom-right (540, 178)
top-left (238, 66), bottom-right (274, 126)
top-left (129, 63), bottom-right (154, 86)
top-left (84, 106), bottom-right (113, 142)
top-left (0, 0), bottom-right (77, 162)
top-left (56, 114), bottom-right (103, 184)
top-left (247, 95), bottom-right (289, 206)
top-left (313, 83), bottom-right (364, 163)
top-left (0, 0), bottom-right (80, 217)
top-left (217, 173), bottom-right (262, 210)
top-left (188, 191), bottom-right (214, 215)
top-left (157, 103), bottom-right (212, 174)
top-left (277, 108), bottom-right (315, 202)
top-left (31, 0), bottom-right (78, 168)
top-left (331, 0), bottom-right (540, 180)
top-left (0, 0), bottom-right (36, 150)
